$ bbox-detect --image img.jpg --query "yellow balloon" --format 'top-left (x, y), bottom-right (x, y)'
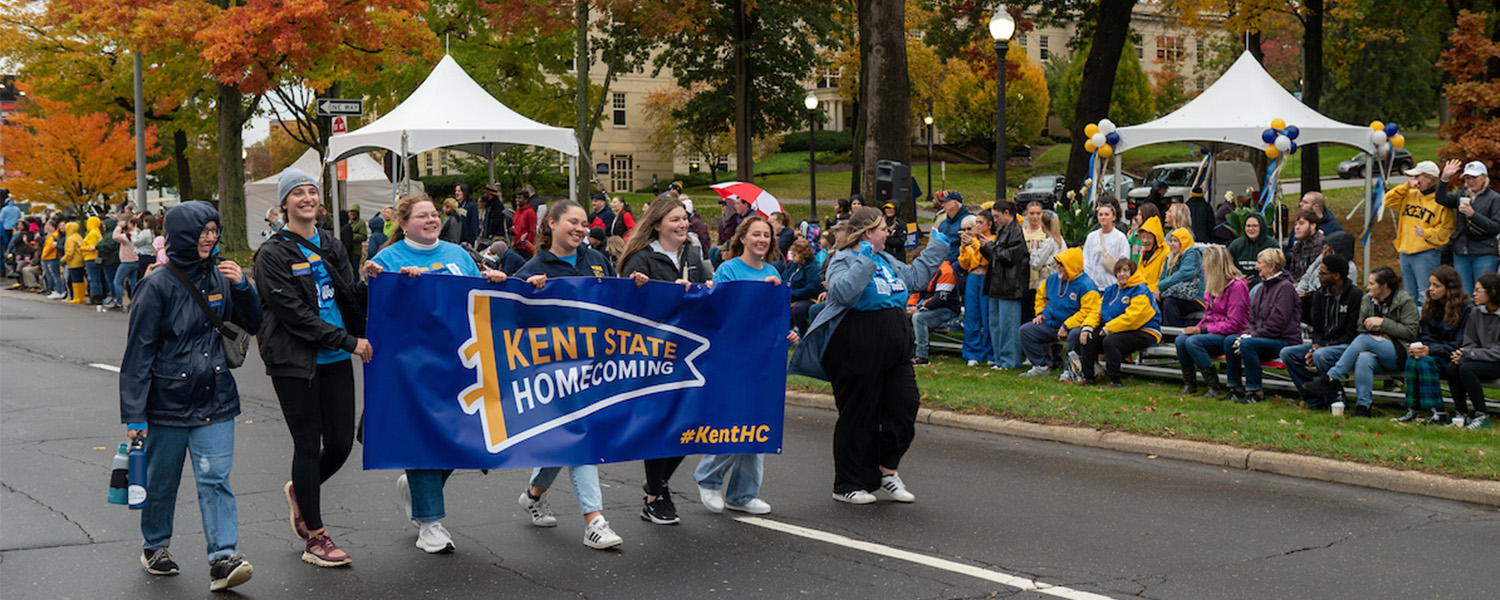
top-left (1391, 134), bottom-right (1406, 149)
top-left (1084, 123), bottom-right (1100, 137)
top-left (1265, 144), bottom-right (1281, 159)
top-left (1084, 140), bottom-right (1097, 153)
top-left (1270, 118), bottom-right (1286, 130)
top-left (1371, 120), bottom-right (1385, 132)
top-left (1098, 144), bottom-right (1114, 158)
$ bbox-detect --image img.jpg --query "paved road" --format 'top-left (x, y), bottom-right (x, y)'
top-left (3, 292), bottom-right (1496, 599)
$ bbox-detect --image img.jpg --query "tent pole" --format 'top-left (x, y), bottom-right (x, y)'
top-left (1112, 153), bottom-right (1122, 201)
top-left (488, 145), bottom-right (496, 186)
top-left (569, 153), bottom-right (577, 204)
top-left (330, 160), bottom-right (342, 242)
top-left (1363, 153), bottom-right (1372, 277)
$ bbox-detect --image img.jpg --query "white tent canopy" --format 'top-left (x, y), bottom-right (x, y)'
top-left (1116, 51), bottom-right (1374, 154)
top-left (244, 149), bottom-right (423, 250)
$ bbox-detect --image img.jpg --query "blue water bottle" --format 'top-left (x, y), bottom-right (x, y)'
top-left (127, 439), bottom-right (147, 510)
top-left (107, 443), bottom-right (130, 505)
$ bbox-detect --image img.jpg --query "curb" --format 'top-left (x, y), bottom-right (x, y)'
top-left (786, 390), bottom-right (1500, 508)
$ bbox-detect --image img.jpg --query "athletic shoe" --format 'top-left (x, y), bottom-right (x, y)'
top-left (1235, 391), bottom-right (1262, 405)
top-left (1422, 411), bottom-right (1451, 426)
top-left (141, 548), bottom-right (180, 576)
top-left (208, 553), bottom-right (253, 591)
top-left (640, 495), bottom-right (681, 525)
top-left (302, 532), bottom-right (352, 567)
top-left (966, 359), bottom-right (979, 367)
top-left (697, 484), bottom-right (725, 513)
top-left (517, 491), bottom-right (558, 527)
top-left (725, 498), bottom-right (771, 514)
top-left (833, 490), bottom-right (877, 505)
top-left (396, 474), bottom-right (416, 527)
top-left (880, 473), bottom-right (916, 503)
top-left (283, 481), bottom-right (309, 541)
top-left (911, 357), bottom-right (930, 365)
top-left (583, 516), bottom-right (623, 549)
top-left (1020, 366), bottom-right (1050, 377)
top-left (46, 291), bottom-right (64, 299)
top-left (1394, 409), bottom-right (1420, 422)
top-left (416, 522), bottom-right (455, 554)
top-left (1353, 405), bottom-right (1372, 418)
top-left (1304, 375), bottom-right (1341, 395)
top-left (1467, 413), bottom-right (1491, 429)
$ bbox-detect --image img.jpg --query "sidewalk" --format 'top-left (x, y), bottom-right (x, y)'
top-left (786, 390), bottom-right (1500, 508)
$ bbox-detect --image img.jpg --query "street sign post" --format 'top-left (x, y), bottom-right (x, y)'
top-left (317, 99), bottom-right (363, 117)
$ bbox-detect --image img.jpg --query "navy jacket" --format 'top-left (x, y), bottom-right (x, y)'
top-left (515, 247), bottom-right (617, 279)
top-left (460, 199), bottom-right (480, 244)
top-left (120, 202), bottom-right (262, 427)
top-left (781, 259), bottom-right (824, 302)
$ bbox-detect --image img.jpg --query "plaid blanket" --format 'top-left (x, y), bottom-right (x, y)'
top-left (1404, 355), bottom-right (1446, 409)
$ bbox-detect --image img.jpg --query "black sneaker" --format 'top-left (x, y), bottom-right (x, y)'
top-left (1394, 409), bottom-right (1420, 422)
top-left (208, 553), bottom-right (253, 591)
top-left (640, 494), bottom-right (680, 525)
top-left (1236, 391), bottom-right (1262, 404)
top-left (1353, 405), bottom-right (1372, 418)
top-left (1218, 388), bottom-right (1244, 402)
top-left (1422, 412), bottom-right (1451, 425)
top-left (1304, 375), bottom-right (1341, 395)
top-left (141, 548), bottom-right (180, 576)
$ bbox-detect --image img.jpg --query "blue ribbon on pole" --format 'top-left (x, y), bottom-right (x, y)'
top-left (1085, 151), bottom-right (1098, 205)
top-left (1364, 152), bottom-right (1391, 246)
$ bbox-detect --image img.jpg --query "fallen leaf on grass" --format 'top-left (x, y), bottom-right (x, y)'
top-left (1142, 406), bottom-right (1157, 412)
top-left (1297, 433), bottom-right (1310, 440)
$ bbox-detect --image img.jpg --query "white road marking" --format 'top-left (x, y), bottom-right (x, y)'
top-left (88, 363), bottom-right (121, 373)
top-left (736, 516), bottom-right (1115, 600)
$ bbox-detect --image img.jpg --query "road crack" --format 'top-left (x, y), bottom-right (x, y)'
top-left (0, 480), bottom-right (96, 545)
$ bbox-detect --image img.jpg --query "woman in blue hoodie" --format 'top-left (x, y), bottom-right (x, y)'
top-left (1074, 258), bottom-right (1162, 387)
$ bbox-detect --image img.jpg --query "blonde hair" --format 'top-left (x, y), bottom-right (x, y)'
top-left (442, 198), bottom-right (458, 212)
top-left (1042, 210), bottom-right (1064, 247)
top-left (1167, 204), bottom-right (1191, 231)
top-left (833, 207), bottom-right (885, 252)
top-left (1202, 245), bottom-right (1244, 297)
top-left (1257, 247), bottom-right (1286, 271)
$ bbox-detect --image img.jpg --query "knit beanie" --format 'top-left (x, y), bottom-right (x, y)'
top-left (277, 168), bottom-right (320, 206)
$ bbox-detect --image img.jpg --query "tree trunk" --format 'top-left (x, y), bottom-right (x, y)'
top-left (849, 100), bottom-right (863, 198)
top-left (1299, 0), bottom-right (1324, 196)
top-left (173, 128), bottom-right (193, 201)
top-left (1247, 30), bottom-right (1264, 64)
top-left (216, 82), bottom-right (248, 252)
top-left (574, 0), bottom-right (595, 196)
top-left (1064, 0), bottom-right (1135, 195)
top-left (732, 0), bottom-right (755, 182)
top-left (859, 0), bottom-right (911, 224)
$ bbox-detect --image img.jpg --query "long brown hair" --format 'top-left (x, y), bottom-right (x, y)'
top-left (536, 199), bottom-right (585, 252)
top-left (833, 207), bottom-right (885, 252)
top-left (384, 193), bottom-right (437, 250)
top-left (727, 215), bottom-right (772, 261)
top-left (1422, 265), bottom-right (1470, 326)
top-left (616, 194), bottom-right (686, 273)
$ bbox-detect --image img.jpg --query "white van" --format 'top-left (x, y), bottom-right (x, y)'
top-left (1127, 160), bottom-right (1259, 213)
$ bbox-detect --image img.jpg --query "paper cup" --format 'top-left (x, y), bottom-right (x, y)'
top-left (1330, 402), bottom-right (1345, 416)
top-left (1453, 415), bottom-right (1465, 427)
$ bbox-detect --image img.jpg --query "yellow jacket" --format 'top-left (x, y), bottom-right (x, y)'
top-left (1034, 247), bottom-right (1102, 330)
top-left (81, 216), bottom-right (101, 261)
top-left (63, 222), bottom-right (85, 268)
top-left (1384, 182), bottom-right (1454, 255)
top-left (958, 236), bottom-right (990, 272)
top-left (41, 231), bottom-right (59, 260)
top-left (1135, 217), bottom-right (1167, 293)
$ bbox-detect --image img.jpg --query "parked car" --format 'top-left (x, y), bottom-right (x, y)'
top-left (1102, 174), bottom-right (1137, 198)
top-left (1127, 161), bottom-right (1258, 214)
top-left (1337, 149), bottom-right (1414, 179)
top-left (1015, 174), bottom-right (1065, 210)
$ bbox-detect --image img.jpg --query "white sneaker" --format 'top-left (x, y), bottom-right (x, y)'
top-left (880, 473), bottom-right (916, 503)
top-left (966, 359), bottom-right (979, 367)
top-left (46, 291), bottom-right (64, 299)
top-left (725, 498), bottom-right (771, 514)
top-left (697, 484), bottom-right (725, 513)
top-left (583, 516), bottom-right (622, 549)
top-left (1020, 366), bottom-right (1050, 377)
top-left (517, 491), bottom-right (558, 527)
top-left (396, 474), bottom-right (416, 527)
top-left (833, 490), bottom-right (877, 505)
top-left (415, 522), bottom-right (455, 554)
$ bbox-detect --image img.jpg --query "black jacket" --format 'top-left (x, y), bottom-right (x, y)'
top-left (515, 247), bottom-right (618, 279)
top-left (253, 228), bottom-right (367, 379)
top-left (120, 202), bottom-right (262, 427)
top-left (618, 242), bottom-right (708, 284)
top-left (440, 213), bottom-right (462, 244)
top-left (781, 259), bottom-right (824, 301)
top-left (1186, 196), bottom-right (1215, 244)
top-left (884, 216), bottom-right (907, 258)
top-left (979, 220), bottom-right (1029, 300)
top-left (1305, 280), bottom-right (1363, 346)
top-left (480, 202), bottom-right (511, 242)
top-left (1419, 301), bottom-right (1472, 357)
top-left (1434, 180), bottom-right (1500, 256)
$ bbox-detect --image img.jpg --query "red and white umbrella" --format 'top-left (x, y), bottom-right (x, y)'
top-left (709, 181), bottom-right (783, 218)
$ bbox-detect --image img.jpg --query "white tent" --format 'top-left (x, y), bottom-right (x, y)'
top-left (244, 149), bottom-right (423, 250)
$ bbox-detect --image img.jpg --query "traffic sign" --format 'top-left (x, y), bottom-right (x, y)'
top-left (332, 116), bottom-right (347, 134)
top-left (317, 99), bottom-right (363, 117)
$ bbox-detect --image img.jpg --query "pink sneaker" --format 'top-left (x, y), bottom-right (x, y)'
top-left (302, 532), bottom-right (352, 567)
top-left (284, 482), bottom-right (309, 541)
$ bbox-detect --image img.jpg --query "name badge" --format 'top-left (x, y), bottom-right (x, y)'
top-left (446, 263), bottom-right (463, 275)
top-left (207, 293), bottom-right (225, 308)
top-left (291, 262), bottom-right (311, 276)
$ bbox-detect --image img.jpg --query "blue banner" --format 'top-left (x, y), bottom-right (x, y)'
top-left (362, 274), bottom-right (790, 470)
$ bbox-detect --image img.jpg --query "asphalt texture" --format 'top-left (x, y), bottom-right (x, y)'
top-left (2, 291), bottom-right (1496, 600)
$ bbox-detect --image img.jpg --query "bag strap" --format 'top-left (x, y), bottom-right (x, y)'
top-left (165, 262), bottom-right (228, 332)
top-left (277, 229), bottom-right (326, 258)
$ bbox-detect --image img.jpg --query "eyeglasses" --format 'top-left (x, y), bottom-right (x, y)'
top-left (199, 227), bottom-right (221, 240)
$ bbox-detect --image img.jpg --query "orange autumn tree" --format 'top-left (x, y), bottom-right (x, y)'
top-left (1, 88), bottom-right (167, 210)
top-left (1439, 11), bottom-right (1500, 182)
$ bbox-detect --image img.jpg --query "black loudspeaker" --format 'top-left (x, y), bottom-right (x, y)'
top-left (875, 160), bottom-right (911, 207)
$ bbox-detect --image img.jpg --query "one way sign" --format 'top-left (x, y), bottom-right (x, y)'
top-left (317, 99), bottom-right (363, 117)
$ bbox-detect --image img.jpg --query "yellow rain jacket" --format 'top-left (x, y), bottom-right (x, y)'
top-left (63, 222), bottom-right (85, 268)
top-left (81, 216), bottom-right (101, 261)
top-left (1136, 217), bottom-right (1168, 293)
top-left (41, 230), bottom-right (59, 260)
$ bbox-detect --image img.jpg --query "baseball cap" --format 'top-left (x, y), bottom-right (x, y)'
top-left (938, 190), bottom-right (963, 204)
top-left (1463, 161), bottom-right (1489, 177)
top-left (1404, 161), bottom-right (1440, 178)
top-left (882, 202), bottom-right (896, 210)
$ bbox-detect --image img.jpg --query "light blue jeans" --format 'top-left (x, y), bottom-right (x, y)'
top-left (694, 454), bottom-right (763, 506)
top-left (84, 259), bottom-right (102, 298)
top-left (988, 297), bottom-right (1023, 369)
top-left (1400, 249), bottom-right (1440, 307)
top-left (1453, 254), bottom-right (1498, 298)
top-left (406, 469), bottom-right (453, 522)
top-left (140, 421), bottom-right (238, 561)
top-left (1176, 333), bottom-right (1231, 370)
top-left (1279, 342), bottom-right (1348, 407)
top-left (1326, 333), bottom-right (1399, 408)
top-left (961, 273), bottom-right (993, 362)
top-left (114, 262), bottom-right (138, 303)
top-left (42, 258), bottom-right (62, 293)
top-left (912, 307), bottom-right (958, 359)
top-left (529, 466), bottom-right (602, 515)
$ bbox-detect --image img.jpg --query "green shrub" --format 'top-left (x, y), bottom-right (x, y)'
top-left (780, 129), bottom-right (854, 153)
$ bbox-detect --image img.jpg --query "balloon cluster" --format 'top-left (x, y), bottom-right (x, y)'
top-left (1260, 118), bottom-right (1300, 159)
top-left (1083, 119), bottom-right (1121, 158)
top-left (1368, 121), bottom-right (1405, 157)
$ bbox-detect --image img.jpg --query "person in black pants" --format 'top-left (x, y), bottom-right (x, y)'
top-left (254, 168), bottom-right (372, 568)
top-left (1074, 258), bottom-right (1162, 387)
top-left (1446, 272), bottom-right (1500, 429)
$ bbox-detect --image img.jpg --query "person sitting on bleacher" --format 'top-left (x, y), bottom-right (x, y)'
top-left (1073, 258), bottom-right (1161, 387)
top-left (1304, 266), bottom-right (1420, 417)
top-left (1283, 210), bottom-right (1325, 283)
top-left (1220, 248), bottom-right (1301, 404)
top-left (1296, 232), bottom-right (1358, 300)
top-left (1177, 246), bottom-right (1249, 396)
top-left (1156, 228), bottom-right (1203, 326)
top-left (1020, 247), bottom-right (1100, 379)
top-left (908, 259), bottom-right (961, 366)
top-left (1135, 216), bottom-right (1168, 293)
top-left (1440, 271), bottom-right (1498, 429)
top-left (1397, 265), bottom-right (1470, 424)
top-left (1280, 254), bottom-right (1364, 410)
top-left (1229, 213), bottom-right (1278, 288)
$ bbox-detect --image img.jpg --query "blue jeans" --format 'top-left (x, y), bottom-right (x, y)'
top-left (1453, 254), bottom-right (1498, 297)
top-left (1279, 343), bottom-right (1348, 407)
top-left (529, 466), bottom-right (602, 515)
top-left (1223, 336), bottom-right (1288, 391)
top-left (1019, 321), bottom-right (1063, 368)
top-left (1326, 333), bottom-right (1399, 408)
top-left (961, 274), bottom-right (993, 362)
top-left (912, 307), bottom-right (958, 359)
top-left (84, 259), bottom-right (102, 298)
top-left (1400, 249), bottom-right (1440, 307)
top-left (694, 454), bottom-right (763, 506)
top-left (42, 258), bottom-right (61, 293)
top-left (988, 297), bottom-right (1023, 368)
top-left (405, 469), bottom-right (454, 522)
top-left (102, 262), bottom-right (119, 303)
top-left (140, 421), bottom-right (238, 561)
top-left (114, 261), bottom-right (138, 303)
top-left (1175, 333), bottom-right (1231, 370)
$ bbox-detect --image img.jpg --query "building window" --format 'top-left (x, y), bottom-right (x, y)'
top-left (1156, 35), bottom-right (1185, 61)
top-left (611, 154), bottom-right (634, 192)
top-left (1137, 43), bottom-right (1143, 59)
top-left (565, 58), bottom-right (575, 72)
top-left (1196, 76), bottom-right (1206, 91)
top-left (1195, 38), bottom-right (1204, 58)
top-left (1018, 34), bottom-right (1027, 47)
top-left (612, 93), bottom-right (627, 127)
top-left (1039, 36), bottom-right (1049, 61)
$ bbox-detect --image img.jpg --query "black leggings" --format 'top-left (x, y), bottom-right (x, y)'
top-left (823, 307), bottom-right (919, 494)
top-left (273, 360), bottom-right (356, 531)
top-left (643, 456), bottom-right (685, 497)
top-left (1445, 359), bottom-right (1498, 415)
top-left (1076, 330), bottom-right (1158, 383)
top-left (1160, 297), bottom-right (1203, 327)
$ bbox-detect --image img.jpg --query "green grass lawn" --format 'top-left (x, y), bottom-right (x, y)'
top-left (790, 354), bottom-right (1498, 480)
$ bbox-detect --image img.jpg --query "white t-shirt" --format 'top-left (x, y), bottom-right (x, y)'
top-left (1082, 227), bottom-right (1129, 287)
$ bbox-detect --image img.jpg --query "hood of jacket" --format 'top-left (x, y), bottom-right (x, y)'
top-left (164, 201), bottom-right (221, 270)
top-left (85, 216), bottom-right (101, 234)
top-left (1169, 227), bottom-right (1194, 254)
top-left (1054, 247), bottom-right (1084, 281)
top-left (1140, 217), bottom-right (1166, 250)
top-left (1324, 231), bottom-right (1356, 261)
top-left (1238, 213), bottom-right (1277, 250)
top-left (1123, 268), bottom-right (1150, 290)
top-left (65, 222), bottom-right (79, 236)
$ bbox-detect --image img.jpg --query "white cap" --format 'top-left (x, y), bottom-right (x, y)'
top-left (1463, 161), bottom-right (1489, 177)
top-left (1404, 160), bottom-right (1440, 178)
top-left (681, 198), bottom-right (694, 213)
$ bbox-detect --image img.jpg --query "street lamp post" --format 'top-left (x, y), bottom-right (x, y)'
top-left (924, 114), bottom-right (934, 204)
top-left (805, 91), bottom-right (819, 221)
top-left (990, 6), bottom-right (1015, 205)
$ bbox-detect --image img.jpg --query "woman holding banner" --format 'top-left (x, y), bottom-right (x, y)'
top-left (513, 200), bottom-right (624, 549)
top-left (693, 215), bottom-right (799, 515)
top-left (618, 195), bottom-right (710, 526)
top-left (789, 207), bottom-right (951, 505)
top-left (361, 194), bottom-right (507, 554)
